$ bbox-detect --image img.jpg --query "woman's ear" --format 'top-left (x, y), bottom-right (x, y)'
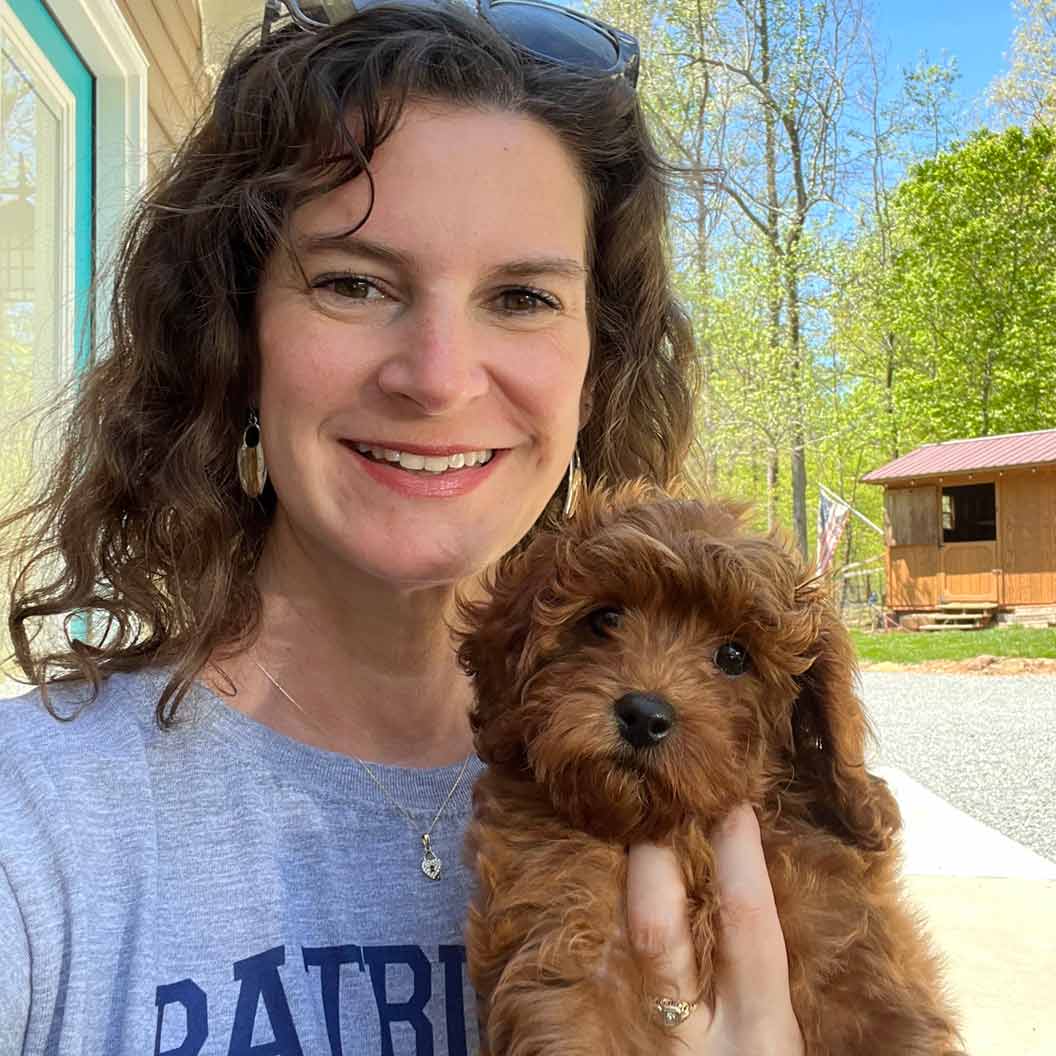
top-left (788, 584), bottom-right (901, 852)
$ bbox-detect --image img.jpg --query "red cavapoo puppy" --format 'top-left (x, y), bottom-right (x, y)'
top-left (457, 483), bottom-right (963, 1056)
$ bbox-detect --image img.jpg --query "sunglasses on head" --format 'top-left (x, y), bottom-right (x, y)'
top-left (260, 0), bottom-right (640, 88)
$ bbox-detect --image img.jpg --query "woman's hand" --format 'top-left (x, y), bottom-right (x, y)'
top-left (626, 803), bottom-right (805, 1055)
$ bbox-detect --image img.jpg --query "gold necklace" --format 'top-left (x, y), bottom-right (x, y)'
top-left (252, 659), bottom-right (474, 881)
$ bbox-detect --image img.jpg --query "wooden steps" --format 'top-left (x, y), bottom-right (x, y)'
top-left (919, 603), bottom-right (997, 632)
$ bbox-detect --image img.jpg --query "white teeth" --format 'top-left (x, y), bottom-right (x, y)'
top-left (353, 443), bottom-right (494, 473)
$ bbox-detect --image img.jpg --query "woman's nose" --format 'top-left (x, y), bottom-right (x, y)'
top-left (376, 302), bottom-right (489, 415)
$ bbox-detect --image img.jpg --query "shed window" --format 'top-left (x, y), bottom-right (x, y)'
top-left (941, 483), bottom-right (996, 543)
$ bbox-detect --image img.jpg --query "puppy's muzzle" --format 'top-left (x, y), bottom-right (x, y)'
top-left (614, 692), bottom-right (675, 749)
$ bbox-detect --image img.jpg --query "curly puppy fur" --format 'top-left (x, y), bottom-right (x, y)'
top-left (457, 482), bottom-right (964, 1056)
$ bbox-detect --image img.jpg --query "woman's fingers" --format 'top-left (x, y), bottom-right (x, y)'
top-left (626, 808), bottom-right (804, 1053)
top-left (626, 843), bottom-right (713, 1036)
top-left (710, 803), bottom-right (804, 1048)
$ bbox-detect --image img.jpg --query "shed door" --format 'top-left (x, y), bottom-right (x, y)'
top-left (940, 483), bottom-right (998, 603)
top-left (885, 486), bottom-right (940, 608)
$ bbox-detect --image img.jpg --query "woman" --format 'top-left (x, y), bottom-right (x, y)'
top-left (0, 2), bottom-right (804, 1053)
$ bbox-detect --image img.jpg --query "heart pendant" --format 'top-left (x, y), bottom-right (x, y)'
top-left (421, 847), bottom-right (442, 880)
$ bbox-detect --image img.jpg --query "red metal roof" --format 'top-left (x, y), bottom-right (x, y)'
top-left (862, 428), bottom-right (1056, 483)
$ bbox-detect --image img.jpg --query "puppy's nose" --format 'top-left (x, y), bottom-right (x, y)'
top-left (614, 692), bottom-right (675, 749)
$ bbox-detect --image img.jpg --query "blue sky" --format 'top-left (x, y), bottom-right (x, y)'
top-left (869, 0), bottom-right (1016, 109)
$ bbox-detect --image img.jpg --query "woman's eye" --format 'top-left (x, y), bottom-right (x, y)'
top-left (714, 641), bottom-right (750, 677)
top-left (587, 607), bottom-right (623, 638)
top-left (311, 275), bottom-right (385, 301)
top-left (309, 278), bottom-right (557, 315)
top-left (495, 287), bottom-right (561, 315)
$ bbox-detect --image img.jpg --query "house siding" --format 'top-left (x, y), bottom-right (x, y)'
top-left (1000, 467), bottom-right (1056, 606)
top-left (115, 0), bottom-right (208, 174)
top-left (886, 544), bottom-right (941, 609)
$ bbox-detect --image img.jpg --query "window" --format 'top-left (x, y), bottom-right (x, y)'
top-left (1, 0), bottom-right (146, 677)
top-left (941, 482), bottom-right (996, 543)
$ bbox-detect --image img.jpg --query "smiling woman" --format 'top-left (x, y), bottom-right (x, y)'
top-left (254, 102), bottom-right (593, 588)
top-left (0, 3), bottom-right (804, 1055)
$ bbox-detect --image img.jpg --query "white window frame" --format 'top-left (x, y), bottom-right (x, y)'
top-left (31, 0), bottom-right (149, 356)
top-left (1, 0), bottom-right (78, 374)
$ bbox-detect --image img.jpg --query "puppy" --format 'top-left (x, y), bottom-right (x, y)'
top-left (457, 482), bottom-right (963, 1056)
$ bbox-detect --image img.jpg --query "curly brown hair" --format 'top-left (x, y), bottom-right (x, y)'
top-left (1, 1), bottom-right (696, 722)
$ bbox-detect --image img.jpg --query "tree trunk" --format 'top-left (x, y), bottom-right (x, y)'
top-left (767, 448), bottom-right (779, 531)
top-left (759, 0), bottom-right (789, 542)
top-left (785, 255), bottom-right (809, 558)
top-left (884, 331), bottom-right (899, 459)
top-left (693, 183), bottom-right (718, 488)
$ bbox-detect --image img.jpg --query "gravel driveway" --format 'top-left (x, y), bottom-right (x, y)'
top-left (859, 671), bottom-right (1056, 863)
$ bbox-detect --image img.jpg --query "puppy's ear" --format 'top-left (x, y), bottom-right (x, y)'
top-left (455, 531), bottom-right (560, 769)
top-left (789, 583), bottom-right (900, 852)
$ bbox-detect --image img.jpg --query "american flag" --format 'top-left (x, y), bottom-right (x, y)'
top-left (816, 488), bottom-right (852, 575)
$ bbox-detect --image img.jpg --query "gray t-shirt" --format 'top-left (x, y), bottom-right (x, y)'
top-left (0, 669), bottom-right (484, 1056)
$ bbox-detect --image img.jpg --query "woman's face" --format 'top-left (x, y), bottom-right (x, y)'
top-left (255, 102), bottom-right (592, 589)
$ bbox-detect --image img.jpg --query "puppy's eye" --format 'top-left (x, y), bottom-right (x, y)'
top-left (587, 607), bottom-right (623, 638)
top-left (715, 641), bottom-right (750, 676)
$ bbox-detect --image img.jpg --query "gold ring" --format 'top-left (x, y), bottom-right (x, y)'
top-left (651, 995), bottom-right (697, 1028)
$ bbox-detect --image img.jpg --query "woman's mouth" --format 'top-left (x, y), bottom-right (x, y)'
top-left (351, 443), bottom-right (495, 475)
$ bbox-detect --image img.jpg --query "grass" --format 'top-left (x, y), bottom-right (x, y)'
top-left (849, 626), bottom-right (1056, 663)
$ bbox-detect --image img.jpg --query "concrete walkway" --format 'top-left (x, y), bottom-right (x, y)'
top-left (875, 766), bottom-right (1056, 1055)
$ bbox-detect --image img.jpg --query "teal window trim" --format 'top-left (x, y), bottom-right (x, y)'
top-left (8, 0), bottom-right (95, 371)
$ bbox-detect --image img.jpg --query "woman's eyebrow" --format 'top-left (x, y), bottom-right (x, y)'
top-left (296, 232), bottom-right (588, 282)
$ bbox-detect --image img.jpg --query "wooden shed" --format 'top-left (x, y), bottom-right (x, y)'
top-left (862, 429), bottom-right (1056, 628)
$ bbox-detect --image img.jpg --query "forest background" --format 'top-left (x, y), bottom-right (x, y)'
top-left (576, 0), bottom-right (1056, 588)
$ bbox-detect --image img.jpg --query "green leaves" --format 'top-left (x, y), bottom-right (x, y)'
top-left (886, 126), bottom-right (1056, 441)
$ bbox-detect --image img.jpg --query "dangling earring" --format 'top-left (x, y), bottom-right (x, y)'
top-left (238, 409), bottom-right (268, 498)
top-left (562, 446), bottom-right (583, 519)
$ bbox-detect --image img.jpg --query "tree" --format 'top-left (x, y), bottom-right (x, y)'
top-left (832, 45), bottom-right (963, 465)
top-left (989, 0), bottom-right (1056, 129)
top-left (588, 0), bottom-right (869, 554)
top-left (885, 125), bottom-right (1056, 441)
